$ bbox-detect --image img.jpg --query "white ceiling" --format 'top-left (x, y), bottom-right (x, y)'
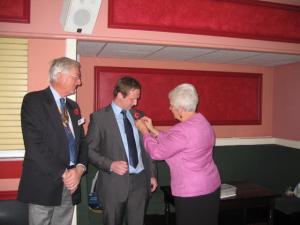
top-left (77, 0), bottom-right (300, 67)
top-left (77, 40), bottom-right (300, 67)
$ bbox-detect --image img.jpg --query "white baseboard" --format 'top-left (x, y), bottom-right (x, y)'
top-left (215, 137), bottom-right (300, 149)
top-left (215, 137), bottom-right (276, 146)
top-left (0, 150), bottom-right (24, 159)
top-left (274, 138), bottom-right (300, 149)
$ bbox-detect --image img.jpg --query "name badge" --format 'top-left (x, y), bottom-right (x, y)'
top-left (78, 118), bottom-right (85, 126)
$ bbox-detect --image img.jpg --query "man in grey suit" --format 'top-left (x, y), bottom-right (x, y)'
top-left (18, 57), bottom-right (88, 225)
top-left (87, 76), bottom-right (158, 225)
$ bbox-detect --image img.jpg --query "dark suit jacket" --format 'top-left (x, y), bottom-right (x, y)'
top-left (87, 105), bottom-right (156, 203)
top-left (18, 87), bottom-right (88, 206)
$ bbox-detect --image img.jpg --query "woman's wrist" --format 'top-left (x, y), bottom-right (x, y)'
top-left (150, 128), bottom-right (159, 137)
top-left (142, 130), bottom-right (150, 135)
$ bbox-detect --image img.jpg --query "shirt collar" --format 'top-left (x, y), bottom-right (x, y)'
top-left (50, 86), bottom-right (63, 102)
top-left (111, 101), bottom-right (124, 116)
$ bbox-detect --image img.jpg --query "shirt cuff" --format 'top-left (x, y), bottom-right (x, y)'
top-left (76, 163), bottom-right (86, 172)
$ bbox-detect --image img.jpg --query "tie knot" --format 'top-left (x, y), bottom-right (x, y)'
top-left (121, 110), bottom-right (127, 116)
top-left (60, 98), bottom-right (66, 106)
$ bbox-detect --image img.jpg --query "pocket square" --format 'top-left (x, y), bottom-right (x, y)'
top-left (78, 118), bottom-right (85, 126)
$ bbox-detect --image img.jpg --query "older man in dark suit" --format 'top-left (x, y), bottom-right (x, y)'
top-left (18, 57), bottom-right (88, 225)
top-left (87, 76), bottom-right (158, 225)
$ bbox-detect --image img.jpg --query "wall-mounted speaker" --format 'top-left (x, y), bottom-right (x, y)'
top-left (60, 0), bottom-right (102, 34)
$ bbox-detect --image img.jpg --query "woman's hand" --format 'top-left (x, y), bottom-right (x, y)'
top-left (141, 116), bottom-right (153, 130)
top-left (141, 117), bottom-right (159, 137)
top-left (135, 119), bottom-right (149, 135)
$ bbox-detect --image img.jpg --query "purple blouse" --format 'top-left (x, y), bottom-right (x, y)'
top-left (143, 113), bottom-right (221, 197)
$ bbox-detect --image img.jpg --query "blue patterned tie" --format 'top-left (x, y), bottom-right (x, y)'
top-left (60, 98), bottom-right (76, 165)
top-left (121, 110), bottom-right (138, 168)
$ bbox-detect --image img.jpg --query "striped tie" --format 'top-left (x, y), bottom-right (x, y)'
top-left (60, 98), bottom-right (76, 165)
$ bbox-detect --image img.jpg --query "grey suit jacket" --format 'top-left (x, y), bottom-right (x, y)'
top-left (87, 105), bottom-right (156, 203)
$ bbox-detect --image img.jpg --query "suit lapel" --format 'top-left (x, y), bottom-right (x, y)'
top-left (105, 105), bottom-right (128, 160)
top-left (44, 88), bottom-right (86, 163)
top-left (44, 88), bottom-right (66, 132)
top-left (43, 88), bottom-right (69, 162)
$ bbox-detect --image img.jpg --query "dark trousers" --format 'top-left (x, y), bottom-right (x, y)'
top-left (174, 187), bottom-right (220, 225)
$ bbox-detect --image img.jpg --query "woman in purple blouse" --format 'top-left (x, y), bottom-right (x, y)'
top-left (136, 83), bottom-right (221, 225)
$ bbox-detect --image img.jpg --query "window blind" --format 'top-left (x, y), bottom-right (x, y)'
top-left (0, 38), bottom-right (28, 150)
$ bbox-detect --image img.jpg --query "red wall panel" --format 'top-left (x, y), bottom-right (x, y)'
top-left (0, 160), bottom-right (22, 179)
top-left (94, 67), bottom-right (262, 125)
top-left (0, 0), bottom-right (30, 23)
top-left (109, 0), bottom-right (300, 43)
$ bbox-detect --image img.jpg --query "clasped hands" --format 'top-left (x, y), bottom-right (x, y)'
top-left (62, 165), bottom-right (85, 194)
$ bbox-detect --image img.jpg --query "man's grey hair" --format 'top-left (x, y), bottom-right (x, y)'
top-left (49, 57), bottom-right (80, 83)
top-left (168, 83), bottom-right (199, 112)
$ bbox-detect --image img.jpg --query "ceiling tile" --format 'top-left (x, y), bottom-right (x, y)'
top-left (146, 46), bottom-right (215, 61)
top-left (233, 53), bottom-right (300, 66)
top-left (77, 41), bottom-right (106, 56)
top-left (190, 50), bottom-right (260, 63)
top-left (98, 43), bottom-right (163, 58)
top-left (77, 40), bottom-right (300, 67)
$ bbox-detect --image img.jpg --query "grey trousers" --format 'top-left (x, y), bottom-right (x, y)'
top-left (28, 187), bottom-right (74, 225)
top-left (103, 171), bottom-right (148, 225)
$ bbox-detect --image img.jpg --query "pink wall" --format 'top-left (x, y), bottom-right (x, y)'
top-left (1, 0), bottom-right (299, 55)
top-left (1, 0), bottom-right (299, 140)
top-left (28, 39), bottom-right (65, 91)
top-left (77, 57), bottom-right (274, 138)
top-left (24, 39), bottom-right (299, 140)
top-left (273, 62), bottom-right (300, 140)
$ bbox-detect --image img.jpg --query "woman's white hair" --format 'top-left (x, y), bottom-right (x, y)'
top-left (168, 83), bottom-right (199, 112)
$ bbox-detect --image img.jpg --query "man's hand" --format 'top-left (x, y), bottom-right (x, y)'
top-left (62, 165), bottom-right (85, 194)
top-left (150, 177), bottom-right (158, 192)
top-left (110, 161), bottom-right (128, 175)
